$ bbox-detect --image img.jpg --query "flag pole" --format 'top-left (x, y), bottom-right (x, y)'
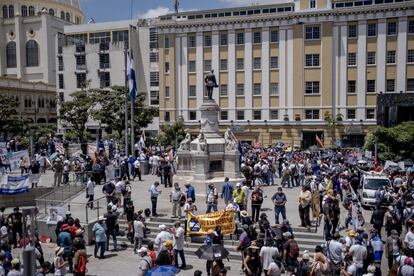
top-left (131, 90), bottom-right (135, 157)
top-left (124, 45), bottom-right (129, 155)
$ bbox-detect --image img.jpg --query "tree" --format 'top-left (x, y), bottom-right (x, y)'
top-left (0, 95), bottom-right (19, 137)
top-left (91, 86), bottom-right (158, 140)
top-left (158, 119), bottom-right (187, 147)
top-left (364, 122), bottom-right (414, 161)
top-left (59, 90), bottom-right (95, 143)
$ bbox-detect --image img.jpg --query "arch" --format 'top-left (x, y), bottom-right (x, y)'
top-left (48, 118), bottom-right (57, 124)
top-left (65, 12), bottom-right (70, 22)
top-left (8, 5), bottom-right (14, 18)
top-left (6, 41), bottom-right (16, 68)
top-left (21, 5), bottom-right (27, 17)
top-left (28, 6), bottom-right (35, 16)
top-left (37, 118), bottom-right (47, 124)
top-left (49, 8), bottom-right (54, 16)
top-left (26, 40), bottom-right (39, 67)
top-left (2, 5), bottom-right (7, 18)
top-left (60, 11), bottom-right (65, 19)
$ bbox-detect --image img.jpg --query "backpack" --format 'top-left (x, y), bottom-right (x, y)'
top-left (288, 239), bottom-right (300, 258)
top-left (74, 254), bottom-right (86, 274)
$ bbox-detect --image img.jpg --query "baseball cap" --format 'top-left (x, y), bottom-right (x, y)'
top-left (137, 247), bottom-right (148, 253)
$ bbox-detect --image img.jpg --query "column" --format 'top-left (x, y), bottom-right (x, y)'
top-left (196, 32), bottom-right (204, 117)
top-left (339, 24), bottom-right (348, 116)
top-left (357, 22), bottom-right (366, 120)
top-left (14, 15), bottom-right (24, 79)
top-left (287, 28), bottom-right (294, 120)
top-left (332, 25), bottom-right (339, 116)
top-left (244, 28), bottom-right (252, 120)
top-left (228, 30), bottom-right (236, 121)
top-left (175, 35), bottom-right (182, 118)
top-left (212, 31), bottom-right (220, 103)
top-left (279, 28), bottom-right (286, 113)
top-left (41, 13), bottom-right (50, 83)
top-left (397, 17), bottom-right (408, 93)
top-left (262, 27), bottom-right (270, 120)
top-left (377, 19), bottom-right (386, 94)
top-left (181, 35), bottom-right (188, 121)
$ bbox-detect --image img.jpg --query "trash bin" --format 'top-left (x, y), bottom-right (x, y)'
top-left (140, 160), bottom-right (149, 175)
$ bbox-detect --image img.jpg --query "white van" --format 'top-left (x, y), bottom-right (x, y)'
top-left (360, 175), bottom-right (391, 207)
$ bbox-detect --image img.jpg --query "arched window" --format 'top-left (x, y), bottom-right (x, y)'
top-left (28, 6), bottom-right (35, 16)
top-left (37, 118), bottom-right (47, 124)
top-left (49, 8), bottom-right (54, 16)
top-left (26, 40), bottom-right (39, 67)
top-left (2, 5), bottom-right (7, 18)
top-left (21, 5), bottom-right (27, 17)
top-left (6, 41), bottom-right (16, 68)
top-left (65, 12), bottom-right (70, 22)
top-left (8, 5), bottom-right (14, 18)
top-left (60, 11), bottom-right (64, 19)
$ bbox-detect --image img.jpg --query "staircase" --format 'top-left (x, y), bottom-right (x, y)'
top-left (109, 216), bottom-right (326, 261)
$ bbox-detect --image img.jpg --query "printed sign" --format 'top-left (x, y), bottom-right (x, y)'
top-left (0, 175), bottom-right (30, 194)
top-left (186, 210), bottom-right (236, 236)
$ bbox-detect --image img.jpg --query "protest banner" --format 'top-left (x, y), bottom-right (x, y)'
top-left (0, 175), bottom-right (30, 194)
top-left (186, 210), bottom-right (235, 236)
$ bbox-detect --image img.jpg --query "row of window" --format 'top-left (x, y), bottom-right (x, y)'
top-left (163, 108), bottom-right (376, 122)
top-left (333, 0), bottom-right (412, 9)
top-left (6, 40), bottom-right (38, 68)
top-left (2, 5), bottom-right (80, 23)
top-left (64, 31), bottom-right (128, 47)
top-left (17, 96), bottom-right (57, 109)
top-left (58, 71), bottom-right (111, 90)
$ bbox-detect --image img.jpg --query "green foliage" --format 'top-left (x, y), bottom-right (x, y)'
top-left (158, 119), bottom-right (186, 147)
top-left (364, 122), bottom-right (414, 161)
top-left (59, 90), bottom-right (95, 143)
top-left (0, 95), bottom-right (19, 136)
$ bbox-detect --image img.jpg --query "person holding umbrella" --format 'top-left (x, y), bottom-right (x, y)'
top-left (196, 230), bottom-right (230, 276)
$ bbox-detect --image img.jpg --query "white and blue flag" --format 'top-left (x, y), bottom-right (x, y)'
top-left (128, 51), bottom-right (137, 102)
top-left (0, 175), bottom-right (30, 194)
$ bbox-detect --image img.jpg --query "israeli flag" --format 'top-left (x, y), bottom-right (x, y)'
top-left (128, 51), bottom-right (137, 102)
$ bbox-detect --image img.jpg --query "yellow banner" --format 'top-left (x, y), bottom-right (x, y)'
top-left (186, 210), bottom-right (235, 236)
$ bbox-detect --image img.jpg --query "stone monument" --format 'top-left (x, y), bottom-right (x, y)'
top-left (176, 71), bottom-right (242, 184)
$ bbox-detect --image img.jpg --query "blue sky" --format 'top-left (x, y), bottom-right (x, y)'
top-left (80, 0), bottom-right (281, 22)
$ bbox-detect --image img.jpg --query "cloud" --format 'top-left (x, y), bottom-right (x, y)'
top-left (221, 0), bottom-right (292, 5)
top-left (136, 6), bottom-right (171, 19)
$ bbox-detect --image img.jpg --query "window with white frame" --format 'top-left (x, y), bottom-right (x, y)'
top-left (236, 84), bottom-right (244, 96)
top-left (220, 111), bottom-right (228, 120)
top-left (253, 83), bottom-right (261, 95)
top-left (58, 74), bottom-right (64, 89)
top-left (253, 57), bottom-right (261, 70)
top-left (220, 59), bottom-right (228, 71)
top-left (387, 21), bottom-right (397, 36)
top-left (220, 85), bottom-right (228, 96)
top-left (164, 111), bottom-right (170, 122)
top-left (204, 35), bottom-right (212, 47)
top-left (409, 20), bottom-right (414, 34)
top-left (366, 108), bottom-right (375, 120)
top-left (305, 54), bottom-right (320, 67)
top-left (309, 0), bottom-right (316, 9)
top-left (236, 32), bottom-right (244, 45)
top-left (189, 111), bottom-right (197, 121)
top-left (253, 32), bottom-right (261, 44)
top-left (270, 30), bottom-right (279, 43)
top-left (164, 36), bottom-right (170, 48)
top-left (253, 110), bottom-right (262, 120)
top-left (189, 60), bottom-right (196, 72)
top-left (348, 25), bottom-right (357, 38)
top-left (189, 85), bottom-right (196, 97)
top-left (270, 110), bottom-right (279, 120)
top-left (305, 109), bottom-right (320, 120)
top-left (305, 81), bottom-right (320, 94)
top-left (237, 110), bottom-right (245, 120)
top-left (204, 60), bottom-right (212, 72)
top-left (367, 23), bottom-right (377, 37)
top-left (386, 79), bottom-right (395, 92)
top-left (386, 50), bottom-right (396, 64)
top-left (348, 80), bottom-right (356, 93)
top-left (408, 79), bottom-right (414, 92)
top-left (367, 80), bottom-right (375, 93)
top-left (367, 52), bottom-right (376, 65)
top-left (236, 58), bottom-right (244, 70)
top-left (305, 26), bottom-right (320, 40)
top-left (165, 62), bottom-right (170, 73)
top-left (188, 35), bottom-right (196, 48)
top-left (150, 91), bottom-right (159, 105)
top-left (348, 53), bottom-right (356, 66)
top-left (270, 57), bottom-right (279, 69)
top-left (220, 33), bottom-right (228, 46)
top-left (76, 73), bottom-right (86, 89)
top-left (408, 49), bottom-right (414, 63)
top-left (270, 83), bottom-right (279, 95)
top-left (165, 86), bottom-right (170, 98)
top-left (346, 109), bottom-right (356, 120)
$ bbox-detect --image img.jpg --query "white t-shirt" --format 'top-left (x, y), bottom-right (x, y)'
top-left (260, 246), bottom-right (279, 270)
top-left (115, 181), bottom-right (124, 194)
top-left (349, 244), bottom-right (367, 269)
top-left (134, 160), bottom-right (141, 169)
top-left (86, 180), bottom-right (94, 195)
top-left (207, 187), bottom-right (217, 203)
top-left (133, 220), bottom-right (144, 238)
top-left (405, 231), bottom-right (414, 250)
top-left (346, 264), bottom-right (357, 276)
top-left (152, 156), bottom-right (159, 166)
top-left (173, 227), bottom-right (185, 250)
top-left (267, 262), bottom-right (282, 276)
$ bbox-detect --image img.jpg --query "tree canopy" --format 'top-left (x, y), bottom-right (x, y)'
top-left (158, 119), bottom-right (186, 147)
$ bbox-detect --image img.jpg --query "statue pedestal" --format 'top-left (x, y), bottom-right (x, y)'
top-left (193, 152), bottom-right (209, 181)
top-left (199, 99), bottom-right (221, 138)
top-left (224, 150), bottom-right (241, 178)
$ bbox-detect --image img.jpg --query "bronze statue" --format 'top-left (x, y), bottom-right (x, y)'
top-left (204, 70), bottom-right (218, 100)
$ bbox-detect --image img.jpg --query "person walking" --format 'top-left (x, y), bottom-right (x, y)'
top-left (150, 181), bottom-right (161, 216)
top-left (172, 221), bottom-right (186, 269)
top-left (271, 187), bottom-right (287, 225)
top-left (206, 183), bottom-right (218, 213)
top-left (133, 158), bottom-right (142, 181)
top-left (86, 177), bottom-right (94, 209)
top-left (92, 217), bottom-right (107, 259)
top-left (221, 177), bottom-right (234, 205)
top-left (251, 185), bottom-right (263, 223)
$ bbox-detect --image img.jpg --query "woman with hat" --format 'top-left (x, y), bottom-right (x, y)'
top-left (54, 247), bottom-right (68, 276)
top-left (243, 244), bottom-right (262, 276)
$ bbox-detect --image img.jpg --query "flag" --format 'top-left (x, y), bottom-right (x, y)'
top-left (138, 130), bottom-right (146, 150)
top-left (127, 51), bottom-right (137, 102)
top-left (315, 135), bottom-right (324, 148)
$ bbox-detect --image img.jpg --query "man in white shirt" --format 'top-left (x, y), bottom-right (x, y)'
top-left (114, 179), bottom-right (125, 207)
top-left (241, 182), bottom-right (250, 211)
top-left (172, 221), bottom-right (186, 269)
top-left (133, 159), bottom-right (142, 181)
top-left (260, 238), bottom-right (279, 275)
top-left (151, 155), bottom-right (159, 175)
top-left (133, 216), bottom-right (145, 254)
top-left (86, 177), bottom-right (95, 209)
top-left (404, 225), bottom-right (414, 256)
top-left (154, 224), bottom-right (172, 253)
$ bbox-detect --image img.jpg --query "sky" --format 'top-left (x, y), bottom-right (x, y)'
top-left (80, 0), bottom-right (285, 22)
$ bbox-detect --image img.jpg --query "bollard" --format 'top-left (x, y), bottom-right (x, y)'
top-left (22, 246), bottom-right (36, 276)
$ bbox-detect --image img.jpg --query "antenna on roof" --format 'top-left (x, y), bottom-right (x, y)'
top-left (87, 18), bottom-right (95, 24)
top-left (174, 0), bottom-right (179, 13)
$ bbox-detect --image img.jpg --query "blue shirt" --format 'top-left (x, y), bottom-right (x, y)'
top-left (186, 185), bottom-right (196, 202)
top-left (150, 184), bottom-right (160, 198)
top-left (57, 231), bottom-right (72, 252)
top-left (221, 182), bottom-right (234, 201)
top-left (92, 222), bottom-right (107, 242)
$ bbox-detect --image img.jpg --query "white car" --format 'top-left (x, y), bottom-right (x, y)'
top-left (359, 175), bottom-right (391, 208)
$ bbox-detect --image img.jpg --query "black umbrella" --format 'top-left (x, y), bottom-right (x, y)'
top-left (195, 244), bottom-right (230, 261)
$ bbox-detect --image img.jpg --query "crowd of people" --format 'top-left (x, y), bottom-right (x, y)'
top-left (1, 138), bottom-right (414, 276)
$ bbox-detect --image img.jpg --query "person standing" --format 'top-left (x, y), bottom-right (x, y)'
top-left (53, 158), bottom-right (63, 187)
top-left (298, 185), bottom-right (312, 228)
top-left (92, 218), bottom-right (107, 259)
top-left (151, 154), bottom-right (159, 175)
top-left (29, 160), bottom-right (41, 188)
top-left (86, 178), bottom-right (94, 209)
top-left (102, 181), bottom-right (115, 205)
top-left (251, 185), bottom-right (263, 223)
top-left (260, 238), bottom-right (279, 276)
top-left (137, 247), bottom-right (152, 276)
top-left (233, 183), bottom-right (246, 214)
top-left (133, 214), bottom-right (145, 254)
top-left (170, 183), bottom-right (185, 219)
top-left (53, 247), bottom-right (67, 276)
top-left (104, 206), bottom-right (118, 252)
top-left (221, 177), bottom-right (234, 205)
top-left (172, 221), bottom-right (186, 269)
top-left (150, 181), bottom-right (161, 216)
top-left (271, 187), bottom-right (287, 225)
top-left (206, 183), bottom-right (218, 213)
top-left (154, 225), bottom-right (173, 253)
top-left (72, 243), bottom-right (87, 276)
top-left (133, 159), bottom-right (142, 181)
top-left (185, 182), bottom-right (196, 203)
top-left (7, 207), bottom-right (23, 248)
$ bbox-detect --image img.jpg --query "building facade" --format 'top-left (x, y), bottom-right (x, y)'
top-left (0, 0), bottom-right (84, 124)
top-left (155, 0), bottom-right (414, 148)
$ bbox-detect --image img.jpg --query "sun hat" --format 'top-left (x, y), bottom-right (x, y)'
top-left (164, 240), bottom-right (173, 247)
top-left (11, 258), bottom-right (20, 266)
top-left (240, 210), bottom-right (248, 217)
top-left (347, 229), bottom-right (356, 237)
